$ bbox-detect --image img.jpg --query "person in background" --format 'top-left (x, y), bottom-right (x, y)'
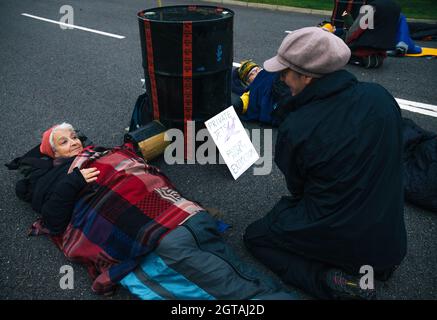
top-left (232, 59), bottom-right (290, 125)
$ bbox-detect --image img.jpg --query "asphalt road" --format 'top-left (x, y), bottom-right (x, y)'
top-left (0, 0), bottom-right (436, 300)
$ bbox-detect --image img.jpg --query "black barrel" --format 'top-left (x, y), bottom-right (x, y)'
top-left (137, 5), bottom-right (234, 134)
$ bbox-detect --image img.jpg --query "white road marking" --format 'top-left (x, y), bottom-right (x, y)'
top-left (396, 102), bottom-right (437, 118)
top-left (21, 13), bottom-right (125, 39)
top-left (396, 98), bottom-right (437, 113)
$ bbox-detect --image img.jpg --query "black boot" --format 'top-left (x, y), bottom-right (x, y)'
top-left (323, 268), bottom-right (377, 300)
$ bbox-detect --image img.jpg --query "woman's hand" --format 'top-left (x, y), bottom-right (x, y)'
top-left (80, 167), bottom-right (100, 183)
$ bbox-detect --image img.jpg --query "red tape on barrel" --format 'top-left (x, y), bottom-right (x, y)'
top-left (346, 0), bottom-right (353, 15)
top-left (144, 20), bottom-right (160, 120)
top-left (183, 22), bottom-right (193, 159)
top-left (331, 1), bottom-right (339, 23)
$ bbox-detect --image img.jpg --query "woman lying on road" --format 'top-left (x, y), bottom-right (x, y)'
top-left (6, 122), bottom-right (295, 300)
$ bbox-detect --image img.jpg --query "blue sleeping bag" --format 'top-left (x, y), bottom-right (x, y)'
top-left (121, 211), bottom-right (298, 300)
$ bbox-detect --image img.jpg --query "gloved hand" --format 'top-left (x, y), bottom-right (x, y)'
top-left (317, 20), bottom-right (336, 33)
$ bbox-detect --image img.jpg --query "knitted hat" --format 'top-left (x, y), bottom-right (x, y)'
top-left (263, 27), bottom-right (351, 78)
top-left (39, 126), bottom-right (56, 158)
top-left (238, 60), bottom-right (259, 85)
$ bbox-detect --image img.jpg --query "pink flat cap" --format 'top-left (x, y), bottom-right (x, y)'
top-left (263, 27), bottom-right (351, 78)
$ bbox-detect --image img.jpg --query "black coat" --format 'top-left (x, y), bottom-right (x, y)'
top-left (6, 145), bottom-right (87, 234)
top-left (269, 70), bottom-right (407, 272)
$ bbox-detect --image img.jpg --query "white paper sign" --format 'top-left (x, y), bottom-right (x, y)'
top-left (205, 106), bottom-right (259, 180)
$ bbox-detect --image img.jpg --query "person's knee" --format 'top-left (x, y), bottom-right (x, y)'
top-left (243, 217), bottom-right (272, 250)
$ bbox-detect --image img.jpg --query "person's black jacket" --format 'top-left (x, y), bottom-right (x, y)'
top-left (6, 145), bottom-right (88, 235)
top-left (402, 118), bottom-right (437, 212)
top-left (269, 69), bottom-right (407, 272)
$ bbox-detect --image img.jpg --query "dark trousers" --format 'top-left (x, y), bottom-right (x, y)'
top-left (243, 216), bottom-right (395, 300)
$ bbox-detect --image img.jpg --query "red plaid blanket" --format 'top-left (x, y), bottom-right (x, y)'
top-left (30, 143), bottom-right (204, 295)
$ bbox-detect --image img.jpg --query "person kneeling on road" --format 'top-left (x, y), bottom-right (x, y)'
top-left (243, 27), bottom-right (407, 300)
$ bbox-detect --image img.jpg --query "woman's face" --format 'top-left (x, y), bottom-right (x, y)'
top-left (53, 128), bottom-right (83, 158)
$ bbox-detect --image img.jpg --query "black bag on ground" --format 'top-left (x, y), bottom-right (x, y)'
top-left (403, 118), bottom-right (437, 213)
top-left (124, 120), bottom-right (169, 161)
top-left (129, 92), bottom-right (153, 132)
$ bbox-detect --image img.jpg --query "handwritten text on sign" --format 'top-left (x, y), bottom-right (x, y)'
top-left (205, 106), bottom-right (259, 179)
